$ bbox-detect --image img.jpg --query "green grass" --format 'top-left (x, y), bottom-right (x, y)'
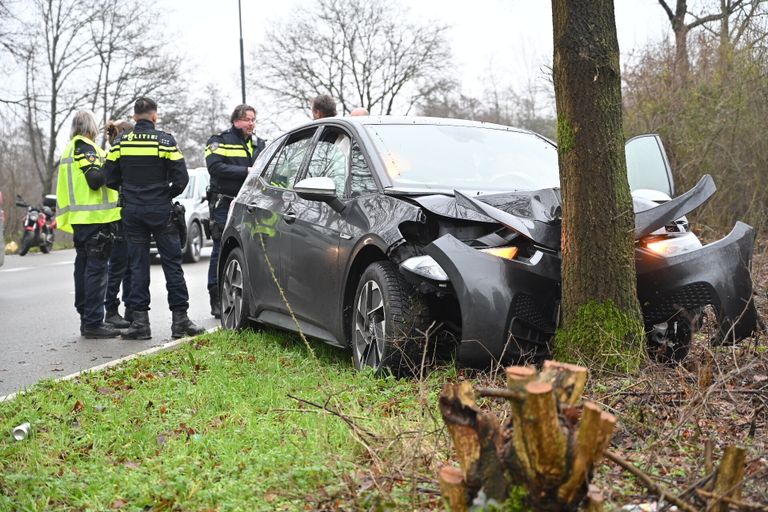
top-left (0, 329), bottom-right (451, 511)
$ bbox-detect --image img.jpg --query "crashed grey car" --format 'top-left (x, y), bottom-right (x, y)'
top-left (217, 117), bottom-right (759, 374)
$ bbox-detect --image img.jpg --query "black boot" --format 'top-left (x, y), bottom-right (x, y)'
top-left (171, 311), bottom-right (206, 339)
top-left (209, 286), bottom-right (221, 319)
top-left (123, 310), bottom-right (151, 340)
top-left (82, 322), bottom-right (121, 339)
top-left (105, 309), bottom-right (131, 328)
top-left (124, 307), bottom-right (134, 323)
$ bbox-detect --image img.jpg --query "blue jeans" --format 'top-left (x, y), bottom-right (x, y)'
top-left (105, 221), bottom-right (131, 312)
top-left (122, 203), bottom-right (189, 312)
top-left (207, 199), bottom-right (230, 289)
top-left (73, 224), bottom-right (110, 326)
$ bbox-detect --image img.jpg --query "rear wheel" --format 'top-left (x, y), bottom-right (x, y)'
top-left (18, 231), bottom-right (34, 256)
top-left (646, 313), bottom-right (693, 364)
top-left (221, 247), bottom-right (250, 330)
top-left (352, 261), bottom-right (428, 377)
top-left (182, 222), bottom-right (202, 263)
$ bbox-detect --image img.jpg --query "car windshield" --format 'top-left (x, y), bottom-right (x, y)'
top-left (365, 124), bottom-right (561, 192)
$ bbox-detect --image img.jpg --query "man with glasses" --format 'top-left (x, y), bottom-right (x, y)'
top-left (204, 104), bottom-right (266, 318)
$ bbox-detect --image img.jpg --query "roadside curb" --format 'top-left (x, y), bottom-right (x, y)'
top-left (0, 327), bottom-right (219, 403)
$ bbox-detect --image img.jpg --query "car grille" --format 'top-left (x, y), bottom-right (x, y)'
top-left (642, 282), bottom-right (715, 323)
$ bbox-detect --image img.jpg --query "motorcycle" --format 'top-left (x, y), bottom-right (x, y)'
top-left (16, 194), bottom-right (57, 256)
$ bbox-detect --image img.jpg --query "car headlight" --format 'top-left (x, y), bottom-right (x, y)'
top-left (480, 246), bottom-right (519, 260)
top-left (644, 232), bottom-right (702, 256)
top-left (400, 255), bottom-right (449, 281)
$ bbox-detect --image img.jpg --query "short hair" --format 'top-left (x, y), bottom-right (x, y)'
top-left (311, 94), bottom-right (337, 118)
top-left (70, 111), bottom-right (99, 141)
top-left (134, 97), bottom-right (157, 116)
top-left (106, 120), bottom-right (134, 145)
top-left (230, 104), bottom-right (256, 124)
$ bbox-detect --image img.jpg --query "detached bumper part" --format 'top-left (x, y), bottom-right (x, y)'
top-left (425, 234), bottom-right (560, 368)
top-left (636, 221), bottom-right (760, 344)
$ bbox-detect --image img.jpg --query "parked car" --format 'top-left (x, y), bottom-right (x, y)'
top-left (0, 191), bottom-right (5, 267)
top-left (150, 167), bottom-right (211, 263)
top-left (217, 116), bottom-right (760, 375)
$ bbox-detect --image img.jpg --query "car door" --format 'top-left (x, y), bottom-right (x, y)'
top-left (279, 125), bottom-right (355, 343)
top-left (237, 129), bottom-right (316, 319)
top-left (625, 134), bottom-right (675, 196)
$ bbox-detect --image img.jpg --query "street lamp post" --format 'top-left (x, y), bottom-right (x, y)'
top-left (238, 0), bottom-right (246, 104)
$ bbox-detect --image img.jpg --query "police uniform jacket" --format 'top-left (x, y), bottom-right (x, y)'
top-left (205, 126), bottom-right (266, 197)
top-left (56, 136), bottom-right (121, 233)
top-left (104, 119), bottom-right (188, 205)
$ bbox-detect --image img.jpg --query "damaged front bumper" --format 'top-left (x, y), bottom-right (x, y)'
top-left (424, 234), bottom-right (561, 368)
top-left (636, 221), bottom-right (759, 344)
top-left (416, 222), bottom-right (759, 368)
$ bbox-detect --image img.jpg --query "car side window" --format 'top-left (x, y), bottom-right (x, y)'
top-left (349, 144), bottom-right (378, 197)
top-left (305, 129), bottom-right (350, 196)
top-left (263, 132), bottom-right (314, 189)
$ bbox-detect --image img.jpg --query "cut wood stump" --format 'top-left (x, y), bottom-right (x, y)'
top-left (438, 361), bottom-right (615, 511)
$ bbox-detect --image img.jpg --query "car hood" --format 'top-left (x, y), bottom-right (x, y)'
top-left (407, 174), bottom-right (717, 249)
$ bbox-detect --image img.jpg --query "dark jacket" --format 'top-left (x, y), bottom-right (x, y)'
top-left (205, 126), bottom-right (266, 197)
top-left (74, 139), bottom-right (106, 190)
top-left (104, 119), bottom-right (188, 205)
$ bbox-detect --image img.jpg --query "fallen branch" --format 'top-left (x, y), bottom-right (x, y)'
top-left (695, 489), bottom-right (768, 511)
top-left (603, 450), bottom-right (698, 512)
top-left (286, 393), bottom-right (378, 440)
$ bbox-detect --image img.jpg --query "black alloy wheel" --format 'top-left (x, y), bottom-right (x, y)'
top-left (183, 222), bottom-right (203, 263)
top-left (646, 312), bottom-right (693, 364)
top-left (221, 247), bottom-right (250, 330)
top-left (352, 261), bottom-right (427, 377)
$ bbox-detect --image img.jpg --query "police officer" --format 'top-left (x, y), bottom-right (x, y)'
top-left (103, 120), bottom-right (134, 329)
top-left (104, 97), bottom-right (204, 339)
top-left (56, 111), bottom-right (122, 338)
top-left (204, 104), bottom-right (266, 317)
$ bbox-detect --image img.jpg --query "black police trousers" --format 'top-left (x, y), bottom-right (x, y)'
top-left (121, 203), bottom-right (190, 312)
top-left (72, 223), bottom-right (112, 326)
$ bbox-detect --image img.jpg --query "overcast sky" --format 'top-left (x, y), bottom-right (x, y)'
top-left (164, 0), bottom-right (672, 131)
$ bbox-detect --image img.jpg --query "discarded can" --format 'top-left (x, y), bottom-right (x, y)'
top-left (12, 422), bottom-right (31, 441)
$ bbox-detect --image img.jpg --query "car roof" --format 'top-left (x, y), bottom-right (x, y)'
top-left (291, 115), bottom-right (537, 135)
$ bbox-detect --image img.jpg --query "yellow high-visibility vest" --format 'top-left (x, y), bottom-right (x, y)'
top-left (56, 135), bottom-right (121, 233)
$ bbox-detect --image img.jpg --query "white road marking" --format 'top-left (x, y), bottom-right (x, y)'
top-left (0, 267), bottom-right (33, 273)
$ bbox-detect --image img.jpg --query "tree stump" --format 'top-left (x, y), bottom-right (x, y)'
top-left (438, 362), bottom-right (615, 511)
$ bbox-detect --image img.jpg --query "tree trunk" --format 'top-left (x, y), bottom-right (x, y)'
top-left (551, 0), bottom-right (644, 372)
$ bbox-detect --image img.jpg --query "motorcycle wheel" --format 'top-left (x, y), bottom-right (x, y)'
top-left (19, 231), bottom-right (34, 256)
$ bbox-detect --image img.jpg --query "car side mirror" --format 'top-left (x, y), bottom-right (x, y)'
top-left (294, 176), bottom-right (345, 212)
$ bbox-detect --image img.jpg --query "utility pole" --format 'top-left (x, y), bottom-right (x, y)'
top-left (238, 0), bottom-right (246, 103)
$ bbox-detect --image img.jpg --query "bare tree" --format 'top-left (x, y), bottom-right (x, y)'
top-left (88, 0), bottom-right (183, 145)
top-left (552, 0), bottom-right (644, 372)
top-left (656, 0), bottom-right (766, 82)
top-left (255, 0), bottom-right (451, 116)
top-left (3, 0), bottom-right (184, 193)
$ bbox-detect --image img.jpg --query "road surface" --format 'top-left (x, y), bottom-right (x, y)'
top-left (0, 247), bottom-right (219, 397)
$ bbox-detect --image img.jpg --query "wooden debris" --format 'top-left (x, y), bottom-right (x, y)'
top-left (711, 445), bottom-right (747, 512)
top-left (438, 361), bottom-right (613, 511)
top-left (438, 465), bottom-right (468, 512)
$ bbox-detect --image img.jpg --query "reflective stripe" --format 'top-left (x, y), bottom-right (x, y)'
top-left (61, 136), bottom-right (119, 213)
top-left (58, 201), bottom-right (119, 214)
top-left (120, 147), bottom-right (159, 156)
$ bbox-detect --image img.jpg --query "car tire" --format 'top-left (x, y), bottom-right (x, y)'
top-left (352, 261), bottom-right (428, 377)
top-left (221, 247), bottom-right (250, 330)
top-left (183, 221), bottom-right (202, 263)
top-left (19, 231), bottom-right (34, 256)
top-left (646, 313), bottom-right (693, 364)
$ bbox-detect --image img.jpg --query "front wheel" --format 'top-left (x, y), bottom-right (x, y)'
top-left (220, 247), bottom-right (250, 330)
top-left (182, 222), bottom-right (202, 263)
top-left (646, 313), bottom-right (693, 364)
top-left (352, 261), bottom-right (428, 377)
top-left (18, 231), bottom-right (34, 256)
top-left (41, 231), bottom-right (53, 254)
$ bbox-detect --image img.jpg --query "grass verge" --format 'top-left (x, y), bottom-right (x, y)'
top-left (0, 329), bottom-right (453, 511)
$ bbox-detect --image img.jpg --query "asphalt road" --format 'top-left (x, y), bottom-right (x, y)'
top-left (0, 247), bottom-right (219, 397)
